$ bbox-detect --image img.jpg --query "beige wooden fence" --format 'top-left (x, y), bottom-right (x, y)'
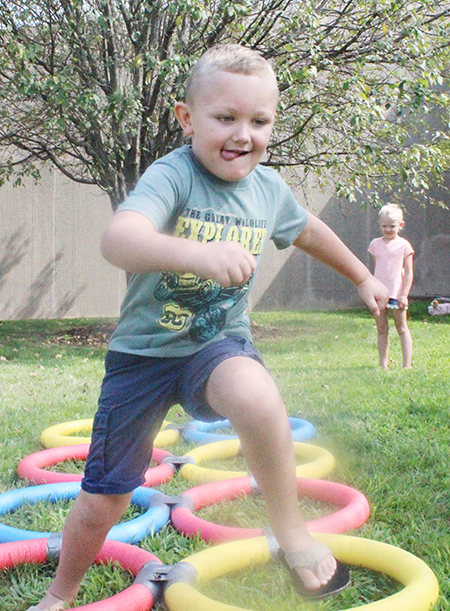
top-left (1, 167), bottom-right (449, 320)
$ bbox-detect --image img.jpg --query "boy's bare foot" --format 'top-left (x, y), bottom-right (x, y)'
top-left (26, 591), bottom-right (70, 611)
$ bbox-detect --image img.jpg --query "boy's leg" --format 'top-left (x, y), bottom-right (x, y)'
top-left (375, 308), bottom-right (389, 368)
top-left (34, 490), bottom-right (133, 609)
top-left (31, 351), bottom-right (177, 609)
top-left (204, 356), bottom-right (336, 592)
top-left (393, 308), bottom-right (412, 368)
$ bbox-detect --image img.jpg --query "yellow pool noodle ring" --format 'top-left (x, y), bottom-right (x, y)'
top-left (179, 439), bottom-right (335, 484)
top-left (165, 533), bottom-right (439, 611)
top-left (40, 419), bottom-right (178, 449)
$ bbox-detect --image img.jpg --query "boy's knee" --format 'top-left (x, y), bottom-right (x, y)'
top-left (206, 359), bottom-right (284, 420)
top-left (76, 490), bottom-right (132, 526)
top-left (208, 357), bottom-right (277, 402)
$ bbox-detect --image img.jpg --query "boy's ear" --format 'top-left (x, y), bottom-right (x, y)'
top-left (174, 102), bottom-right (194, 135)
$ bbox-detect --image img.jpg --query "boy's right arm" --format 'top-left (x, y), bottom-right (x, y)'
top-left (294, 214), bottom-right (389, 316)
top-left (101, 210), bottom-right (256, 287)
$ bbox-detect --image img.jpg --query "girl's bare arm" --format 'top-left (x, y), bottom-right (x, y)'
top-left (398, 253), bottom-right (414, 308)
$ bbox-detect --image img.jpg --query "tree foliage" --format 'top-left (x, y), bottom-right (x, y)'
top-left (0, 0), bottom-right (449, 209)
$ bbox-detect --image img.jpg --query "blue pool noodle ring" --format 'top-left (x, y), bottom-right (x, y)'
top-left (183, 417), bottom-right (315, 444)
top-left (0, 482), bottom-right (169, 544)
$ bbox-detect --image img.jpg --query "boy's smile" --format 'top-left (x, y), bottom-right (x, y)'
top-left (175, 70), bottom-right (279, 182)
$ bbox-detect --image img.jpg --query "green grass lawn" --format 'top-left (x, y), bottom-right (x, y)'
top-left (0, 303), bottom-right (448, 610)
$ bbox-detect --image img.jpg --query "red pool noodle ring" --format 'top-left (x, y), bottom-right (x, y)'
top-left (0, 538), bottom-right (161, 610)
top-left (17, 444), bottom-right (174, 487)
top-left (171, 476), bottom-right (370, 543)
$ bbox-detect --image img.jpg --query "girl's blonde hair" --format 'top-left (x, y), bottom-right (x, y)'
top-left (185, 44), bottom-right (278, 105)
top-left (378, 203), bottom-right (404, 222)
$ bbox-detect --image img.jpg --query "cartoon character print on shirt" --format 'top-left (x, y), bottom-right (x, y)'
top-left (154, 207), bottom-right (267, 342)
top-left (154, 272), bottom-right (249, 342)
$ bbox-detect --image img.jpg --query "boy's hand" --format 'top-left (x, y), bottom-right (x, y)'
top-left (101, 211), bottom-right (256, 286)
top-left (356, 276), bottom-right (389, 317)
top-left (192, 241), bottom-right (257, 287)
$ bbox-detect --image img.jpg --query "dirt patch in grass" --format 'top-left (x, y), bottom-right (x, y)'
top-left (49, 323), bottom-right (116, 347)
top-left (49, 321), bottom-right (284, 347)
top-left (250, 320), bottom-right (283, 341)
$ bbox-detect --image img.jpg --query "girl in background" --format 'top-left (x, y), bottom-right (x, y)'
top-left (369, 204), bottom-right (414, 369)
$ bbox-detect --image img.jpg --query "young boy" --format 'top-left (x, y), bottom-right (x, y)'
top-left (369, 203), bottom-right (414, 368)
top-left (28, 44), bottom-right (389, 611)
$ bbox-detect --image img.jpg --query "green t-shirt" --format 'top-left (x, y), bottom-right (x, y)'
top-left (109, 146), bottom-right (308, 357)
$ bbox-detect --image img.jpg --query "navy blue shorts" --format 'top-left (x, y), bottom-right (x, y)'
top-left (82, 337), bottom-right (263, 495)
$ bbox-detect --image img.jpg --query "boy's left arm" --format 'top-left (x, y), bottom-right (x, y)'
top-left (294, 213), bottom-right (389, 316)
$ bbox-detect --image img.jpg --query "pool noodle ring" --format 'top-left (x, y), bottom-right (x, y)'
top-left (17, 444), bottom-right (175, 487)
top-left (171, 476), bottom-right (370, 542)
top-left (179, 440), bottom-right (335, 484)
top-left (0, 537), bottom-right (161, 610)
top-left (183, 417), bottom-right (316, 444)
top-left (40, 419), bottom-right (178, 449)
top-left (0, 482), bottom-right (169, 544)
top-left (164, 533), bottom-right (439, 611)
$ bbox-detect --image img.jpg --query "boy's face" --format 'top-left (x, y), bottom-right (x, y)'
top-left (378, 215), bottom-right (404, 240)
top-left (175, 70), bottom-right (278, 182)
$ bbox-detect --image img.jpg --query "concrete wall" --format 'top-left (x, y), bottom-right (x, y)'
top-left (0, 170), bottom-right (124, 320)
top-left (250, 183), bottom-right (450, 310)
top-left (1, 167), bottom-right (449, 320)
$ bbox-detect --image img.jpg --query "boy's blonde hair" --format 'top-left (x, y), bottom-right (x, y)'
top-left (378, 203), bottom-right (404, 223)
top-left (185, 44), bottom-right (278, 105)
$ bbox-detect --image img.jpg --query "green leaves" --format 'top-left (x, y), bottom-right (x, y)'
top-left (0, 0), bottom-right (449, 209)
